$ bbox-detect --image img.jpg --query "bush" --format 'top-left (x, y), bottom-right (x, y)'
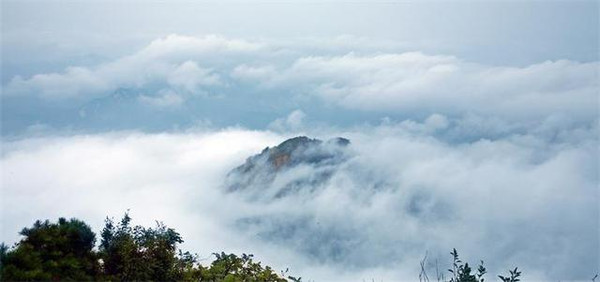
top-left (419, 248), bottom-right (521, 282)
top-left (0, 214), bottom-right (296, 281)
top-left (0, 218), bottom-right (99, 281)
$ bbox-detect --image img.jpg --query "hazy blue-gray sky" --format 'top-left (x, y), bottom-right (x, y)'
top-left (3, 0), bottom-right (598, 80)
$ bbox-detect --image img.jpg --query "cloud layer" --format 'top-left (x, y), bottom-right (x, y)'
top-left (1, 119), bottom-right (597, 280)
top-left (2, 34), bottom-right (598, 136)
top-left (4, 35), bottom-right (256, 100)
top-left (263, 54), bottom-right (598, 120)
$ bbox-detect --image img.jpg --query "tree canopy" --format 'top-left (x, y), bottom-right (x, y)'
top-left (0, 214), bottom-right (296, 282)
top-left (0, 218), bottom-right (98, 281)
top-left (1, 214), bottom-right (527, 281)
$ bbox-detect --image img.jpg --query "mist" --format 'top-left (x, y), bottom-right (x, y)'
top-left (2, 114), bottom-right (597, 280)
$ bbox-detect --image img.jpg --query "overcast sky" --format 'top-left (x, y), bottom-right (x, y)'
top-left (1, 1), bottom-right (598, 281)
top-left (2, 0), bottom-right (598, 80)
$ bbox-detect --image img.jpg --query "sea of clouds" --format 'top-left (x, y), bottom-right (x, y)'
top-left (2, 34), bottom-right (597, 135)
top-left (1, 34), bottom-right (598, 281)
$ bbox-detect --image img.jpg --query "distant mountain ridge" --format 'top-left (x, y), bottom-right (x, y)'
top-left (225, 136), bottom-right (351, 197)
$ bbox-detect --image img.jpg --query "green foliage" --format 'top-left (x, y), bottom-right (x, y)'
top-left (415, 248), bottom-right (518, 282)
top-left (448, 249), bottom-right (486, 282)
top-left (98, 212), bottom-right (187, 281)
top-left (0, 213), bottom-right (295, 281)
top-left (498, 267), bottom-right (521, 282)
top-left (420, 248), bottom-right (521, 282)
top-left (2, 214), bottom-right (528, 282)
top-left (96, 213), bottom-right (299, 281)
top-left (0, 218), bottom-right (99, 281)
top-left (198, 252), bottom-right (290, 282)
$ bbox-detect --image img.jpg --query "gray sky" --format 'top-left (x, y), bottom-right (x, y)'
top-left (2, 1), bottom-right (598, 81)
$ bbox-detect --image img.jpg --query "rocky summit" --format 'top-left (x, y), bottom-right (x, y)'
top-left (225, 136), bottom-right (351, 197)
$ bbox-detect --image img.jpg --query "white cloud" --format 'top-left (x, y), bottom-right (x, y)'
top-left (231, 64), bottom-right (277, 82)
top-left (6, 67), bottom-right (110, 99)
top-left (268, 109), bottom-right (307, 132)
top-left (138, 89), bottom-right (184, 107)
top-left (168, 61), bottom-right (221, 93)
top-left (262, 53), bottom-right (598, 121)
top-left (2, 35), bottom-right (257, 99)
top-left (0, 129), bottom-right (282, 256)
top-left (1, 121), bottom-right (597, 280)
top-left (137, 34), bottom-right (262, 60)
top-left (424, 113), bottom-right (449, 131)
top-left (3, 35), bottom-right (597, 128)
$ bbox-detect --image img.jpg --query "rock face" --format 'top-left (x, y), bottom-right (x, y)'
top-left (225, 136), bottom-right (351, 197)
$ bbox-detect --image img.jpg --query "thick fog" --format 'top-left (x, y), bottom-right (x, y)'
top-left (2, 114), bottom-right (597, 280)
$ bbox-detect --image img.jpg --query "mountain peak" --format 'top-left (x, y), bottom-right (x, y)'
top-left (225, 136), bottom-right (351, 195)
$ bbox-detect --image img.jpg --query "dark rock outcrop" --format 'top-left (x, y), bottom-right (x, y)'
top-left (225, 136), bottom-right (351, 196)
